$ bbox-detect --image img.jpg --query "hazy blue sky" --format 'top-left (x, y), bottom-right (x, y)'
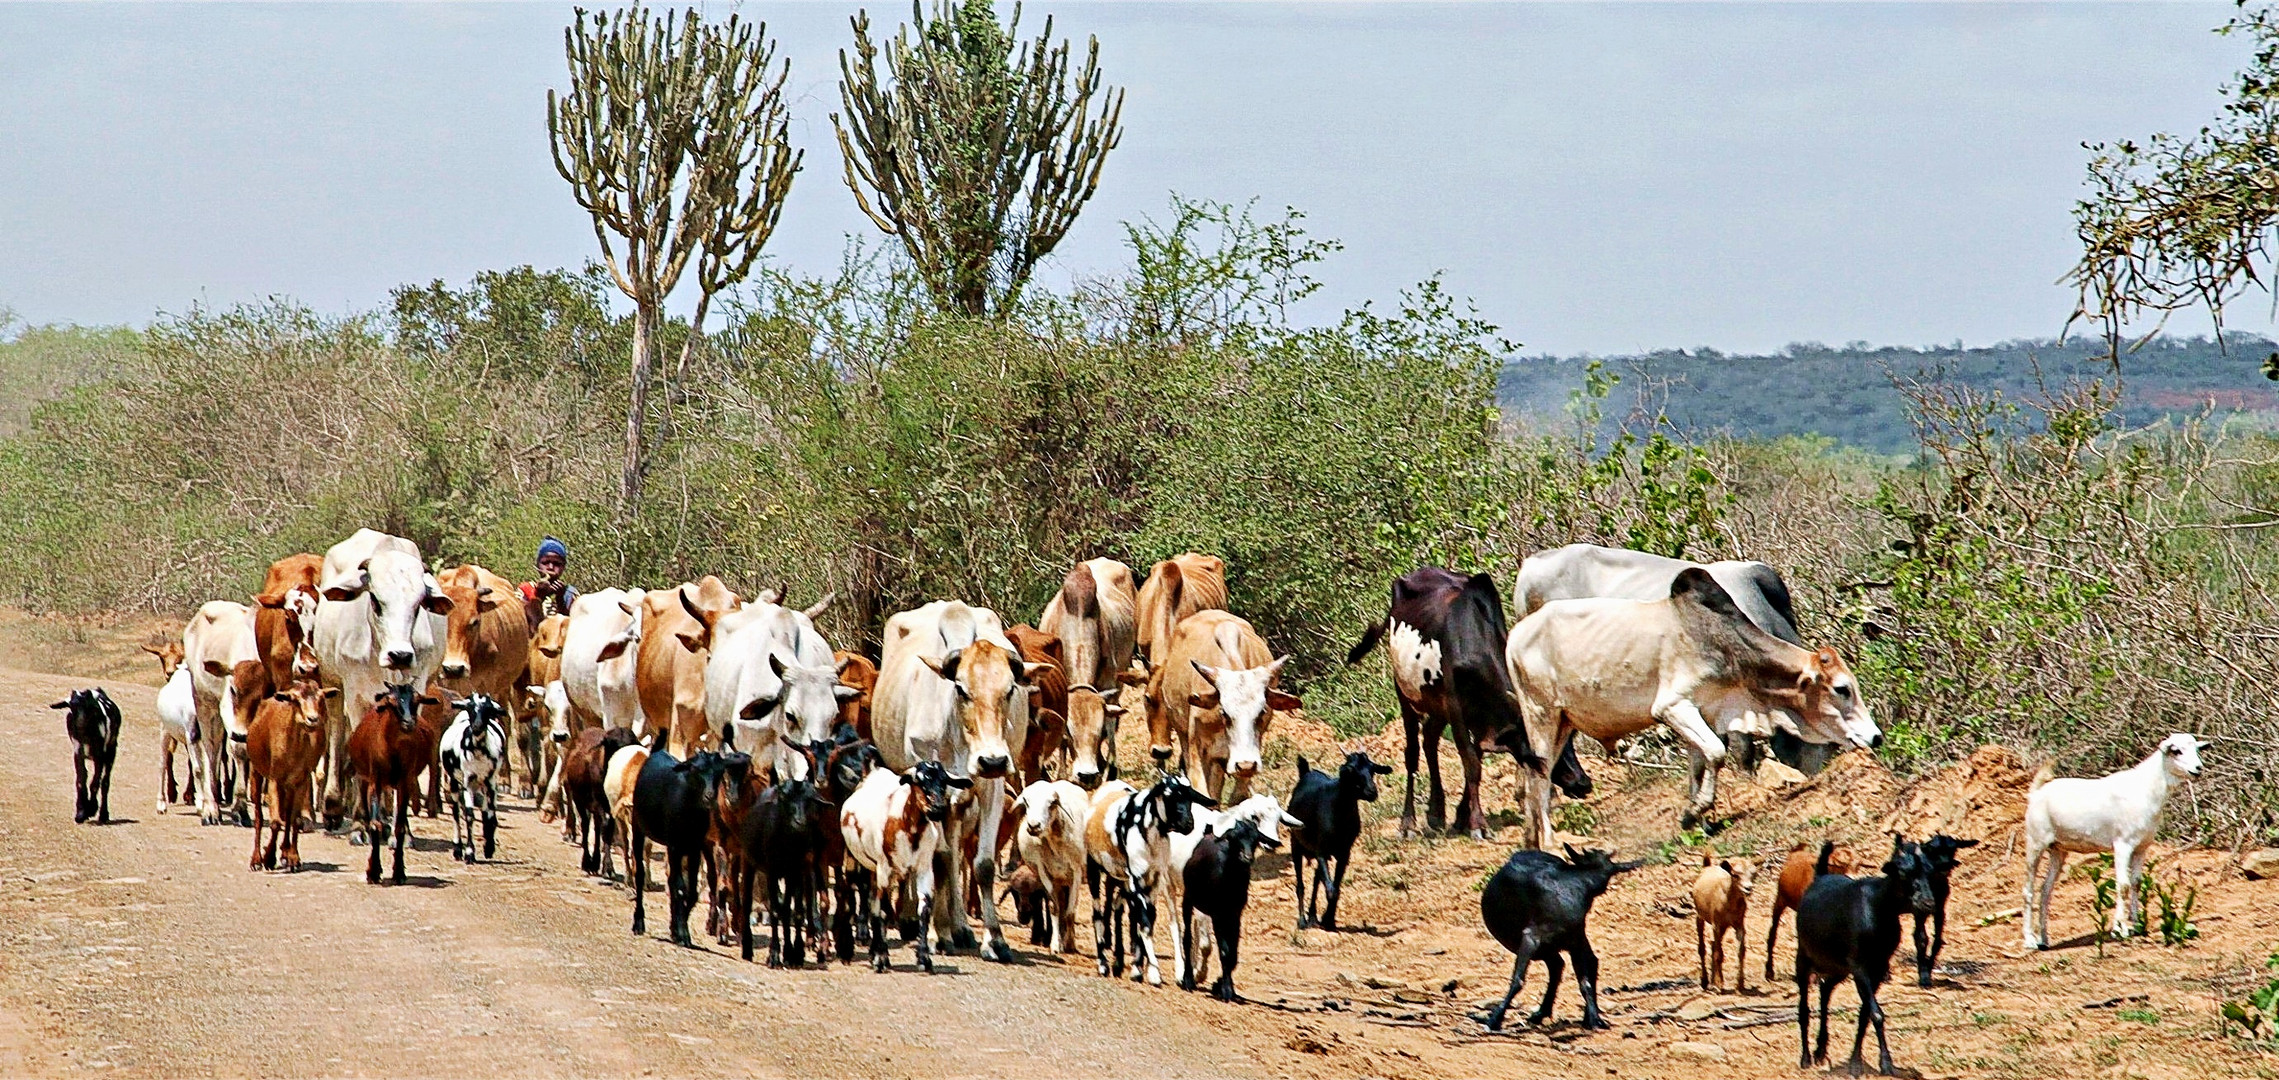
top-left (0, 2), bottom-right (2262, 354)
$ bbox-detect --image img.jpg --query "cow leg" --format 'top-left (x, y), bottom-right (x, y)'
top-left (1323, 853), bottom-right (1350, 930)
top-left (1454, 724), bottom-right (1488, 840)
top-left (1656, 698), bottom-right (1724, 829)
top-left (1421, 714), bottom-right (1448, 834)
top-left (423, 759), bottom-right (441, 818)
top-left (1399, 699), bottom-right (1423, 837)
top-left (322, 713), bottom-right (350, 830)
top-left (974, 848), bottom-right (1012, 963)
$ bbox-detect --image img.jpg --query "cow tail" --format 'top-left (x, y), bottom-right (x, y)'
top-left (1345, 620), bottom-right (1386, 665)
top-left (1064, 563), bottom-right (1099, 620)
top-left (1813, 839), bottom-right (1836, 876)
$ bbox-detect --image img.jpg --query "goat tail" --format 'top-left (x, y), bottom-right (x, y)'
top-left (1701, 847), bottom-right (1716, 868)
top-left (1813, 839), bottom-right (1836, 876)
top-left (2029, 760), bottom-right (2056, 793)
top-left (1346, 619), bottom-right (1387, 666)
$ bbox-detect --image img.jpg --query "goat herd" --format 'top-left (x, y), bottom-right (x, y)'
top-left (45, 530), bottom-right (2215, 1077)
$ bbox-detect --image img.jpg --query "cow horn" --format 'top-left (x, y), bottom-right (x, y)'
top-left (802, 592), bottom-right (835, 620)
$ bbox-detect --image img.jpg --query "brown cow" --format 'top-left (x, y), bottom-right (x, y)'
top-left (1061, 685), bottom-right (1125, 790)
top-left (1145, 610), bottom-right (1298, 804)
top-left (522, 613), bottom-right (570, 798)
top-left (433, 565), bottom-right (532, 802)
top-left (833, 650), bottom-right (877, 742)
top-left (245, 677), bottom-right (338, 871)
top-left (251, 553), bottom-right (323, 691)
top-left (1037, 558), bottom-right (1139, 691)
top-left (636, 576), bottom-right (741, 760)
top-left (1006, 624), bottom-right (1071, 785)
top-left (1134, 554), bottom-right (1229, 671)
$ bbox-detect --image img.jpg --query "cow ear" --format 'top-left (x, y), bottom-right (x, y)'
top-left (322, 687), bottom-right (342, 700)
top-left (921, 649), bottom-right (963, 684)
top-left (1187, 690), bottom-right (1220, 712)
top-left (320, 573), bottom-right (368, 602)
top-left (254, 590), bottom-right (288, 608)
top-left (422, 590), bottom-right (454, 615)
top-left (1020, 661), bottom-right (1059, 688)
top-left (946, 775), bottom-right (974, 790)
top-left (1189, 660), bottom-right (1220, 687)
top-left (675, 629), bottom-right (707, 654)
top-left (1114, 668), bottom-right (1149, 688)
top-left (537, 641), bottom-right (565, 658)
top-left (203, 659), bottom-right (231, 678)
top-left (834, 684), bottom-right (863, 703)
top-left (1037, 708), bottom-right (1068, 736)
top-left (1266, 689), bottom-right (1303, 713)
top-left (474, 586), bottom-right (501, 614)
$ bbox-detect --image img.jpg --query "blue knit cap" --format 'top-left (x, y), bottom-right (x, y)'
top-left (536, 536), bottom-right (569, 562)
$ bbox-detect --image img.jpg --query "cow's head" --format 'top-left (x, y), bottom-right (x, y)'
top-left (527, 681), bottom-right (572, 745)
top-left (1790, 646), bottom-right (1879, 750)
top-left (668, 577), bottom-right (743, 654)
top-left (2158, 732), bottom-right (2209, 779)
top-left (920, 639), bottom-right (1051, 780)
top-left (255, 585), bottom-right (324, 679)
top-left (1187, 655), bottom-right (1298, 785)
top-left (758, 652), bottom-right (862, 772)
top-left (269, 677), bottom-right (338, 730)
top-left (142, 640), bottom-right (186, 678)
top-left (435, 570), bottom-right (512, 681)
top-left (531, 614), bottom-right (570, 661)
top-left (833, 651), bottom-right (876, 735)
top-left (320, 549), bottom-right (450, 676)
top-left (596, 592), bottom-right (646, 663)
top-left (1063, 685), bottom-right (1124, 789)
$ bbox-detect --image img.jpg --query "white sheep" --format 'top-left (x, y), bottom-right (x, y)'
top-left (2022, 733), bottom-right (2206, 950)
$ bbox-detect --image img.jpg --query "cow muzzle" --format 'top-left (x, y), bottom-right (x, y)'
top-left (975, 754), bottom-right (1010, 779)
top-left (1231, 758), bottom-right (1260, 778)
top-left (384, 649), bottom-right (415, 670)
top-left (1150, 744), bottom-right (1172, 764)
top-left (1074, 767), bottom-right (1102, 789)
top-left (440, 661), bottom-right (469, 679)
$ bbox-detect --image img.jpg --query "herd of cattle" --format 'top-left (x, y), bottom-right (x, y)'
top-left (45, 529), bottom-right (2217, 1076)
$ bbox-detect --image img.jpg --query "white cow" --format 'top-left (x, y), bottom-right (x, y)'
top-left (872, 600), bottom-right (1052, 963)
top-left (311, 529), bottom-right (451, 828)
top-left (702, 596), bottom-right (855, 780)
top-left (543, 587), bottom-right (645, 825)
top-left (184, 600), bottom-right (259, 826)
top-left (2022, 734), bottom-right (2207, 950)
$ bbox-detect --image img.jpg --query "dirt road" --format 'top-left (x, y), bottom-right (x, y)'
top-left (0, 666), bottom-right (1262, 1078)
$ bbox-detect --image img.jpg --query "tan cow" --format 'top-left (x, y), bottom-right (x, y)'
top-left (635, 576), bottom-right (741, 760)
top-left (1133, 553), bottom-right (1228, 672)
top-left (185, 600), bottom-right (260, 826)
top-left (523, 613), bottom-right (570, 798)
top-left (1005, 624), bottom-right (1070, 785)
top-left (251, 553), bottom-right (323, 690)
top-left (1038, 558), bottom-right (1139, 692)
top-left (834, 650), bottom-right (877, 742)
top-left (1501, 567), bottom-right (1880, 847)
top-left (1145, 610), bottom-right (1298, 804)
top-left (433, 565), bottom-right (531, 800)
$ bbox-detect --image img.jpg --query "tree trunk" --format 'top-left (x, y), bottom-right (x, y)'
top-left (621, 299), bottom-right (658, 515)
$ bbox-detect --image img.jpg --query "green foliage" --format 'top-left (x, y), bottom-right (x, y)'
top-left (1653, 828), bottom-right (1712, 865)
top-left (2146, 873), bottom-right (2201, 947)
top-left (2224, 954), bottom-right (2279, 1042)
top-left (2115, 1007), bottom-right (2160, 1025)
top-left (1551, 801), bottom-right (1599, 837)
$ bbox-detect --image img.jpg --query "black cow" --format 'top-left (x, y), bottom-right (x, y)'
top-left (53, 688), bottom-right (121, 824)
top-left (1347, 568), bottom-right (1587, 838)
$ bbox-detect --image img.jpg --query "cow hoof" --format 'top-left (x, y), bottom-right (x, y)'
top-left (986, 940), bottom-right (1013, 963)
top-left (951, 927), bottom-right (977, 951)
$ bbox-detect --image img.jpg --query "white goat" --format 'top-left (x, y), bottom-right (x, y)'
top-left (154, 665), bottom-right (208, 818)
top-left (1012, 779), bottom-right (1091, 953)
top-left (2022, 733), bottom-right (2206, 950)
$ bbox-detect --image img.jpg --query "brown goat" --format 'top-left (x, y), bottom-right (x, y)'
top-left (245, 677), bottom-right (338, 872)
top-left (1691, 849), bottom-right (1754, 991)
top-left (347, 689), bottom-right (444, 885)
top-left (1765, 840), bottom-right (1854, 980)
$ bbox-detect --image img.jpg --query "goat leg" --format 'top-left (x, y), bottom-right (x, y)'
top-left (1796, 970), bottom-right (1815, 1069)
top-left (1535, 949), bottom-right (1569, 1026)
top-left (1323, 854), bottom-right (1349, 930)
top-left (1485, 942), bottom-right (1534, 1031)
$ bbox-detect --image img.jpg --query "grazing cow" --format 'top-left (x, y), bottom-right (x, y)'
top-left (1794, 838), bottom-right (1938, 1077)
top-left (346, 687), bottom-right (444, 885)
top-left (1913, 833), bottom-right (1978, 986)
top-left (1479, 845), bottom-right (1644, 1031)
top-left (2022, 734), bottom-right (2206, 950)
top-left (833, 651), bottom-right (878, 742)
top-left (186, 600), bottom-right (263, 826)
top-left (630, 747), bottom-right (744, 947)
top-left (700, 593), bottom-right (849, 779)
top-left (839, 760), bottom-right (972, 972)
top-left (742, 739), bottom-right (833, 966)
top-left (1691, 850), bottom-right (1755, 992)
top-left (1513, 543), bottom-right (1840, 773)
top-left (564, 726), bottom-right (638, 879)
top-left (53, 689), bottom-right (121, 824)
top-left (1766, 841), bottom-right (1854, 981)
top-left (432, 565), bottom-right (530, 810)
top-left (1133, 553), bottom-right (1228, 670)
top-left (873, 600), bottom-right (1053, 962)
top-left (1085, 774), bottom-right (1217, 986)
top-left (544, 588), bottom-right (646, 826)
top-left (1180, 818), bottom-right (1276, 1002)
top-left (1061, 685), bottom-right (1124, 790)
top-left (1011, 779), bottom-right (1091, 953)
top-left (1499, 568), bottom-right (1880, 845)
top-left (1346, 568), bottom-right (1553, 838)
top-left (439, 693), bottom-right (509, 863)
top-left (636, 577), bottom-right (742, 760)
top-left (244, 677), bottom-right (336, 870)
top-left (603, 740), bottom-right (649, 882)
top-left (1144, 610), bottom-right (1296, 805)
top-left (1287, 751), bottom-right (1391, 931)
top-left (251, 552), bottom-right (324, 691)
top-left (312, 529), bottom-right (452, 830)
top-left (1038, 557), bottom-right (1140, 693)
top-left (522, 613), bottom-right (570, 798)
top-left (145, 641), bottom-right (208, 817)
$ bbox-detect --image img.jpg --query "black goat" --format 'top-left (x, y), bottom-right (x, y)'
top-left (631, 747), bottom-right (745, 947)
top-left (1180, 818), bottom-right (1278, 1001)
top-left (1286, 751), bottom-right (1389, 930)
top-left (1913, 833), bottom-right (1978, 987)
top-left (1794, 836), bottom-right (1938, 1077)
top-left (53, 689), bottom-right (121, 824)
top-left (744, 738), bottom-right (832, 967)
top-left (819, 726), bottom-right (883, 962)
top-left (1479, 844), bottom-right (1642, 1030)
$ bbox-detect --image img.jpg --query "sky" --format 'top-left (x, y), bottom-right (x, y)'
top-left (0, 2), bottom-right (2264, 356)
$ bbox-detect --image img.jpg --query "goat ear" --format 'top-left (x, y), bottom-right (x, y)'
top-left (49, 700), bottom-right (69, 710)
top-left (1955, 838), bottom-right (1980, 849)
top-left (1266, 689), bottom-right (1303, 713)
top-left (1187, 690), bottom-right (1220, 712)
top-left (1371, 761), bottom-right (1393, 775)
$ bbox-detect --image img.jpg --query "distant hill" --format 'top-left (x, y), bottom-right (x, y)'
top-left (1499, 335), bottom-right (2279, 453)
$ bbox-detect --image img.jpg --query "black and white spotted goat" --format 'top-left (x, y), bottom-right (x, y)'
top-left (439, 693), bottom-right (509, 862)
top-left (53, 688), bottom-right (122, 825)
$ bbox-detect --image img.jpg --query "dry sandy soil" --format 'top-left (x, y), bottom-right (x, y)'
top-left (2, 608), bottom-right (2276, 1079)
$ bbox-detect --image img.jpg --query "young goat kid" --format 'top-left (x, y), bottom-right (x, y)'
top-left (1181, 818), bottom-right (1277, 1002)
top-left (1479, 845), bottom-right (1642, 1030)
top-left (346, 687), bottom-right (444, 885)
top-left (1914, 833), bottom-right (1978, 985)
top-left (2022, 734), bottom-right (2206, 950)
top-left (1691, 849), bottom-right (1754, 991)
top-left (439, 693), bottom-right (509, 863)
top-left (1766, 840), bottom-right (1853, 980)
top-left (1286, 751), bottom-right (1391, 930)
top-left (1794, 837), bottom-right (1938, 1077)
top-left (53, 688), bottom-right (121, 825)
top-left (244, 677), bottom-right (336, 871)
